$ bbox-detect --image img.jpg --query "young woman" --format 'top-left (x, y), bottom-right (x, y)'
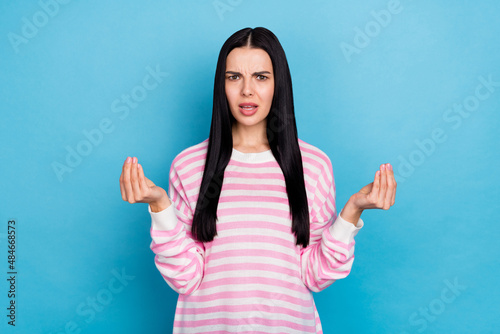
top-left (119, 27), bottom-right (396, 334)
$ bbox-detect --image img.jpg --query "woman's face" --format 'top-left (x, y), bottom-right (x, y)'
top-left (225, 47), bottom-right (274, 130)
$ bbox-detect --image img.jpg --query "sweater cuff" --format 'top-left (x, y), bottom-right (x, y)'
top-left (329, 213), bottom-right (363, 243)
top-left (148, 204), bottom-right (179, 231)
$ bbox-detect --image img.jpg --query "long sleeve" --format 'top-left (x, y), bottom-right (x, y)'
top-left (149, 159), bottom-right (205, 295)
top-left (300, 158), bottom-right (363, 292)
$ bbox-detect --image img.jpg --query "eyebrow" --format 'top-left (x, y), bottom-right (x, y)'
top-left (225, 71), bottom-right (272, 76)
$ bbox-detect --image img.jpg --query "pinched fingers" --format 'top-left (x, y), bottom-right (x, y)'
top-left (355, 163), bottom-right (397, 212)
top-left (377, 163), bottom-right (396, 209)
top-left (120, 156), bottom-right (159, 205)
top-left (120, 156), bottom-right (143, 204)
top-left (370, 163), bottom-right (396, 210)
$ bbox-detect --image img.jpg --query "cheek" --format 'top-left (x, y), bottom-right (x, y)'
top-left (225, 86), bottom-right (237, 105)
top-left (262, 85), bottom-right (274, 104)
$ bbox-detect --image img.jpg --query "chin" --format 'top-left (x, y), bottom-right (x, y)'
top-left (236, 118), bottom-right (259, 126)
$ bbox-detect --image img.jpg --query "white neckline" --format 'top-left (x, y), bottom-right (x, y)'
top-left (231, 147), bottom-right (274, 163)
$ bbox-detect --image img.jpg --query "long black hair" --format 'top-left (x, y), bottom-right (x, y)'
top-left (191, 27), bottom-right (311, 248)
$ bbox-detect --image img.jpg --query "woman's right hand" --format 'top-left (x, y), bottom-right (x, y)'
top-left (119, 156), bottom-right (171, 212)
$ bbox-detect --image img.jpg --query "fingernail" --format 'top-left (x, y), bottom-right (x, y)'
top-left (381, 164), bottom-right (385, 171)
top-left (132, 157), bottom-right (137, 164)
top-left (125, 157), bottom-right (131, 163)
top-left (387, 163), bottom-right (392, 171)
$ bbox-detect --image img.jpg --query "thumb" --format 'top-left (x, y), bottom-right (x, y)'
top-left (137, 163), bottom-right (156, 188)
top-left (359, 182), bottom-right (373, 195)
top-left (143, 175), bottom-right (156, 188)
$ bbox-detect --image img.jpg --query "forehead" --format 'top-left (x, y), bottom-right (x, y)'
top-left (226, 47), bottom-right (273, 71)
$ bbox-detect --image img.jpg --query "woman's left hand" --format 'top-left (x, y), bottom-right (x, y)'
top-left (340, 163), bottom-right (397, 224)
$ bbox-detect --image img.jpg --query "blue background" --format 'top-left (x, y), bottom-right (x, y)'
top-left (1, 0), bottom-right (499, 333)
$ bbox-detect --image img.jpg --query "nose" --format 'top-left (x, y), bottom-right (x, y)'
top-left (241, 77), bottom-right (254, 97)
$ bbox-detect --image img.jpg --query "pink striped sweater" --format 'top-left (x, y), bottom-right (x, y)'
top-left (149, 138), bottom-right (364, 333)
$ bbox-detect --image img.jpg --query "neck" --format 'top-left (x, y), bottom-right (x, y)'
top-left (232, 122), bottom-right (270, 152)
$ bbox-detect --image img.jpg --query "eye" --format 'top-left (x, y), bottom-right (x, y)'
top-left (256, 75), bottom-right (268, 80)
top-left (227, 75), bottom-right (239, 80)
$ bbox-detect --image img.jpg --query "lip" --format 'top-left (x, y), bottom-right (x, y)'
top-left (238, 103), bottom-right (259, 116)
top-left (239, 103), bottom-right (258, 107)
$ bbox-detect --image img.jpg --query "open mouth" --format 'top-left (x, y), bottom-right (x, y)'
top-left (240, 105), bottom-right (257, 110)
top-left (238, 103), bottom-right (258, 115)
